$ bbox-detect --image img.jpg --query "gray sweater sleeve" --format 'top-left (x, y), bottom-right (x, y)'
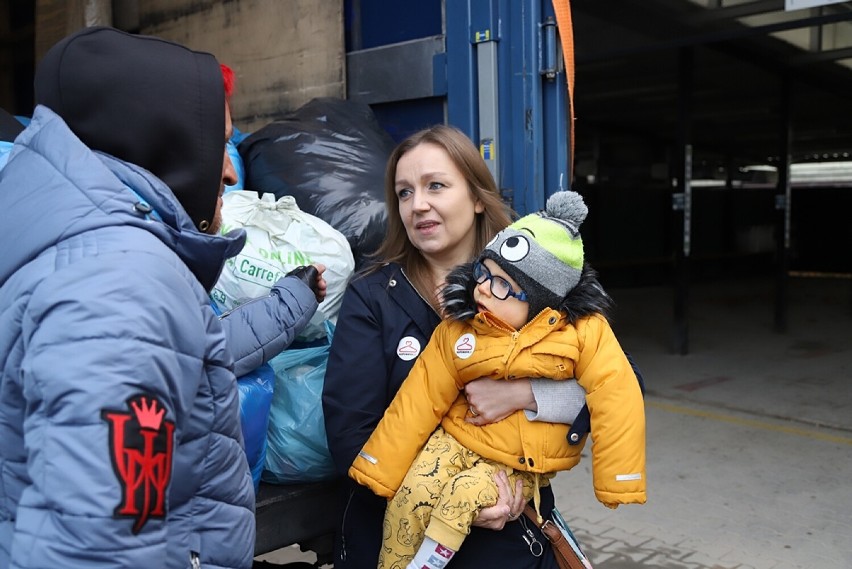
top-left (218, 275), bottom-right (318, 377)
top-left (524, 378), bottom-right (586, 423)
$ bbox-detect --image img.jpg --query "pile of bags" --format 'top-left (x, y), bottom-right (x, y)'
top-left (219, 98), bottom-right (394, 488)
top-left (238, 97), bottom-right (395, 270)
top-left (211, 190), bottom-right (354, 342)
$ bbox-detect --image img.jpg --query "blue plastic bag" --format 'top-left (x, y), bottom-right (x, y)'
top-left (263, 322), bottom-right (336, 484)
top-left (237, 363), bottom-right (275, 492)
top-left (224, 126), bottom-right (248, 193)
top-left (0, 140), bottom-right (13, 171)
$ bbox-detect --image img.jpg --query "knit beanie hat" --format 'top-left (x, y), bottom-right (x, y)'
top-left (480, 190), bottom-right (588, 319)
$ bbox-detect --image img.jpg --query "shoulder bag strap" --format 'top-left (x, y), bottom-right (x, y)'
top-left (523, 505), bottom-right (588, 569)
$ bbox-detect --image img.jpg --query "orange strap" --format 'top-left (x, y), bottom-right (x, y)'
top-left (552, 0), bottom-right (575, 182)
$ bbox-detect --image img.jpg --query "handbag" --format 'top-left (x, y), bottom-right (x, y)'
top-left (523, 505), bottom-right (594, 569)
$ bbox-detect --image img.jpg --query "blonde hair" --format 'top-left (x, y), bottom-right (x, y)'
top-left (370, 125), bottom-right (513, 309)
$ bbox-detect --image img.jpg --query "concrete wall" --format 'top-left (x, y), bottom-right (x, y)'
top-left (29, 0), bottom-right (345, 134)
top-left (35, 0), bottom-right (111, 63)
top-left (138, 0), bottom-right (345, 133)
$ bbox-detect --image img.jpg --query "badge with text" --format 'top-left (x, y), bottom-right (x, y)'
top-left (454, 333), bottom-right (476, 359)
top-left (397, 336), bottom-right (421, 361)
top-left (102, 394), bottom-right (175, 534)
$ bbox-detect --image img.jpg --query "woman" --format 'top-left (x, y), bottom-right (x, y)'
top-left (322, 125), bottom-right (587, 568)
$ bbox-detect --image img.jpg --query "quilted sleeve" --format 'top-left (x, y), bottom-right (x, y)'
top-left (12, 247), bottom-right (204, 567)
top-left (348, 323), bottom-right (461, 498)
top-left (575, 315), bottom-right (647, 508)
top-left (219, 274), bottom-right (318, 377)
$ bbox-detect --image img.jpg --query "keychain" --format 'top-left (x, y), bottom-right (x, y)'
top-left (517, 513), bottom-right (544, 557)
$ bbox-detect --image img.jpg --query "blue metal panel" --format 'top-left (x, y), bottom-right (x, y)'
top-left (446, 0), bottom-right (570, 215)
top-left (345, 0), bottom-right (571, 213)
top-left (345, 0), bottom-right (442, 51)
top-left (446, 1), bottom-right (478, 138)
top-left (507, 0), bottom-right (541, 214)
top-left (540, 2), bottom-right (570, 200)
top-left (345, 0), bottom-right (445, 141)
top-left (371, 98), bottom-right (446, 143)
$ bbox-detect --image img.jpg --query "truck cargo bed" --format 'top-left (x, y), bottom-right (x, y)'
top-left (254, 479), bottom-right (340, 563)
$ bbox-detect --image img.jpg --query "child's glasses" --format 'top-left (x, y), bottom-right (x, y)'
top-left (473, 262), bottom-right (528, 302)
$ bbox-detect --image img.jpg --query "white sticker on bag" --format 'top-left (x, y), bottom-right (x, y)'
top-left (454, 333), bottom-right (476, 359)
top-left (397, 336), bottom-right (421, 361)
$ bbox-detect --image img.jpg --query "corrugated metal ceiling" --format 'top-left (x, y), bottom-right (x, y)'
top-left (572, 0), bottom-right (852, 165)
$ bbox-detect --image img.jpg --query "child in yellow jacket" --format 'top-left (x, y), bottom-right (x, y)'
top-left (349, 191), bottom-right (646, 569)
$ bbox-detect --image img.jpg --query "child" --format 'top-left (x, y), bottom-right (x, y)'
top-left (349, 191), bottom-right (646, 569)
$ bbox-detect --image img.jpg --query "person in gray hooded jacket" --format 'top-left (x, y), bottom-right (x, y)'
top-left (0, 27), bottom-right (321, 569)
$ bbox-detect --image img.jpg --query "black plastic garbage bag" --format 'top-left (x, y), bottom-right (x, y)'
top-left (238, 98), bottom-right (395, 268)
top-left (0, 107), bottom-right (24, 142)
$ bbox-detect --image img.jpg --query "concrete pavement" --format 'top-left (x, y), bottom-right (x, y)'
top-left (551, 275), bottom-right (852, 569)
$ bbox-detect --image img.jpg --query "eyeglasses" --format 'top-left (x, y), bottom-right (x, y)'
top-left (473, 262), bottom-right (528, 302)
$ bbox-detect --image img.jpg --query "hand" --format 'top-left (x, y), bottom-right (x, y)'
top-left (471, 470), bottom-right (525, 530)
top-left (464, 378), bottom-right (536, 426)
top-left (285, 263), bottom-right (327, 303)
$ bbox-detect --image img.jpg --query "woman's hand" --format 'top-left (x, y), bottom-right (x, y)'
top-left (465, 378), bottom-right (537, 425)
top-left (471, 470), bottom-right (525, 530)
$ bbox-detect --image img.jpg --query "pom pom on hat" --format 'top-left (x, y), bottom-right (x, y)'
top-left (480, 190), bottom-right (588, 319)
top-left (546, 190), bottom-right (588, 231)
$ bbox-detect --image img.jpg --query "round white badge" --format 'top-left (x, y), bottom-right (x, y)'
top-left (454, 333), bottom-right (476, 359)
top-left (396, 336), bottom-right (421, 361)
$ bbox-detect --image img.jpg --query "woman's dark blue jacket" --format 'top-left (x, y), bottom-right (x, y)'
top-left (323, 263), bottom-right (559, 569)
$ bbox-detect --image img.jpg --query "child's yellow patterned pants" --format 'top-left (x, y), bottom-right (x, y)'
top-left (378, 426), bottom-right (549, 569)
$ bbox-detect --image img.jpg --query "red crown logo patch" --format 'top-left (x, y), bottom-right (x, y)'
top-left (102, 393), bottom-right (175, 534)
top-left (131, 397), bottom-right (165, 431)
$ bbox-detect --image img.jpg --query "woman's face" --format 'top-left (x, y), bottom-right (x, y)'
top-left (394, 142), bottom-right (484, 268)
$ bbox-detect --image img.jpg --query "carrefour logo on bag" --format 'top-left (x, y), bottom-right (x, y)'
top-left (237, 256), bottom-right (285, 284)
top-left (234, 250), bottom-right (314, 285)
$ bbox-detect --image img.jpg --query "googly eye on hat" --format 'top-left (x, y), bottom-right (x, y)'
top-left (480, 191), bottom-right (588, 318)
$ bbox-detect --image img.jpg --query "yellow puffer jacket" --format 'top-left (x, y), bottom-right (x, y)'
top-left (349, 308), bottom-right (646, 508)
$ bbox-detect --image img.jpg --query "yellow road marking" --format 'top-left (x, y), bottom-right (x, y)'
top-left (648, 400), bottom-right (852, 445)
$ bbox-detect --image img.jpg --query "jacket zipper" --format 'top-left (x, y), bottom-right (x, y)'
top-left (190, 551), bottom-right (201, 569)
top-left (498, 315), bottom-right (542, 369)
top-left (338, 488), bottom-right (356, 562)
top-left (398, 268), bottom-right (441, 317)
top-left (502, 330), bottom-right (521, 367)
top-left (217, 291), bottom-right (273, 319)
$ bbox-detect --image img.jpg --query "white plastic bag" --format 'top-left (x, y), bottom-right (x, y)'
top-left (212, 191), bottom-right (354, 340)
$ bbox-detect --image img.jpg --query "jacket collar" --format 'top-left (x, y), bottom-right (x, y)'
top-left (470, 307), bottom-right (566, 344)
top-left (0, 106), bottom-right (245, 291)
top-left (380, 263), bottom-right (442, 338)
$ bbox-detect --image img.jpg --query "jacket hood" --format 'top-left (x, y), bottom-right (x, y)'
top-left (0, 106), bottom-right (245, 291)
top-left (33, 26), bottom-right (225, 232)
top-left (441, 262), bottom-right (613, 324)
